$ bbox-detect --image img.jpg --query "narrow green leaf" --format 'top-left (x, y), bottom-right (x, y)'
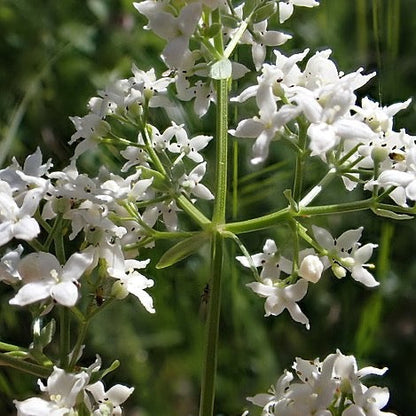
top-left (371, 207), bottom-right (413, 220)
top-left (222, 15), bottom-right (240, 29)
top-left (243, 0), bottom-right (259, 19)
top-left (204, 23), bottom-right (222, 38)
top-left (89, 360), bottom-right (120, 384)
top-left (252, 2), bottom-right (277, 23)
top-left (38, 319), bottom-right (56, 350)
top-left (156, 233), bottom-right (210, 269)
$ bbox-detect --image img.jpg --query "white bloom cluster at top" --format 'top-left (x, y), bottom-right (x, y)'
top-left (231, 48), bottom-right (413, 179)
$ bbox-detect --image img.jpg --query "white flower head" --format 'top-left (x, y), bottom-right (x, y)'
top-left (236, 238), bottom-right (292, 282)
top-left (133, 1), bottom-right (202, 68)
top-left (165, 122), bottom-right (212, 163)
top-left (14, 366), bottom-right (89, 416)
top-left (179, 162), bottom-right (214, 200)
top-left (0, 181), bottom-right (43, 247)
top-left (279, 0), bottom-right (320, 24)
top-left (108, 258), bottom-right (155, 313)
top-left (312, 225), bottom-right (379, 287)
top-left (9, 251), bottom-right (94, 307)
top-left (247, 279), bottom-right (310, 329)
top-left (86, 381), bottom-right (134, 416)
top-left (0, 245), bottom-right (24, 284)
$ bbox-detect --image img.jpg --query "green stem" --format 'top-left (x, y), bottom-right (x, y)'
top-left (44, 213), bottom-right (64, 251)
top-left (140, 124), bottom-right (168, 176)
top-left (224, 198), bottom-right (377, 234)
top-left (199, 233), bottom-right (224, 416)
top-left (68, 320), bottom-right (89, 370)
top-left (224, 207), bottom-right (291, 234)
top-left (0, 341), bottom-right (27, 352)
top-left (59, 308), bottom-right (70, 370)
top-left (292, 119), bottom-right (308, 202)
top-left (232, 139), bottom-right (239, 219)
top-left (212, 78), bottom-right (229, 224)
top-left (0, 352), bottom-right (51, 378)
top-left (176, 194), bottom-right (212, 229)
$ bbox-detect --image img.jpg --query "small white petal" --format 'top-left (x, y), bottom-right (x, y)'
top-left (9, 281), bottom-right (51, 306)
top-left (51, 281), bottom-right (79, 307)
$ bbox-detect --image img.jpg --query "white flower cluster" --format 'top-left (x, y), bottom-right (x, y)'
top-left (0, 147), bottom-right (158, 313)
top-left (246, 349), bottom-right (396, 416)
top-left (231, 48), bottom-right (415, 205)
top-left (14, 358), bottom-right (133, 416)
top-left (237, 225), bottom-right (377, 329)
top-left (133, 0), bottom-right (319, 117)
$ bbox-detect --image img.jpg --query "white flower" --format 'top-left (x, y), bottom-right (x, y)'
top-left (246, 279), bottom-right (310, 328)
top-left (375, 147), bottom-right (416, 206)
top-left (86, 381), bottom-right (134, 416)
top-left (90, 78), bottom-right (130, 117)
top-left (0, 181), bottom-right (42, 247)
top-left (246, 350), bottom-right (394, 416)
top-left (179, 162), bottom-right (214, 200)
top-left (14, 366), bottom-right (89, 416)
top-left (0, 245), bottom-right (23, 284)
top-left (142, 200), bottom-right (179, 231)
top-left (312, 225), bottom-right (379, 287)
top-left (108, 258), bottom-right (155, 313)
top-left (133, 1), bottom-right (202, 68)
top-left (236, 239), bottom-right (292, 282)
top-left (165, 122), bottom-right (212, 163)
top-left (354, 96), bottom-right (412, 133)
top-left (120, 146), bottom-right (149, 172)
top-left (69, 113), bottom-right (110, 161)
top-left (9, 251), bottom-right (93, 307)
top-left (129, 65), bottom-right (173, 108)
top-left (0, 146), bottom-right (52, 193)
top-left (240, 18), bottom-right (292, 70)
top-left (247, 369), bottom-right (294, 412)
top-left (343, 387), bottom-right (397, 416)
top-left (279, 0), bottom-right (320, 23)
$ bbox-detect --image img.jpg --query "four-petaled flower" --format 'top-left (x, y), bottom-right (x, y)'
top-left (9, 251), bottom-right (93, 307)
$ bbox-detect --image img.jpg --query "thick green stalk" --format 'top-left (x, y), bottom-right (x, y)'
top-left (224, 198), bottom-right (378, 235)
top-left (199, 69), bottom-right (230, 416)
top-left (224, 207), bottom-right (291, 234)
top-left (199, 233), bottom-right (223, 416)
top-left (212, 78), bottom-right (229, 224)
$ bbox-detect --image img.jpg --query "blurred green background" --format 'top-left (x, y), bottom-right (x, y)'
top-left (0, 0), bottom-right (415, 415)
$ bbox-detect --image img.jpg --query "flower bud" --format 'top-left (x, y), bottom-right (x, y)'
top-left (298, 255), bottom-right (324, 283)
top-left (111, 280), bottom-right (129, 300)
top-left (332, 264), bottom-right (346, 279)
top-left (371, 146), bottom-right (389, 164)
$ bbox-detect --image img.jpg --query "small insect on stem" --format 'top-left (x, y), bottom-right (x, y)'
top-left (199, 283), bottom-right (210, 321)
top-left (95, 286), bottom-right (105, 306)
top-left (201, 283), bottom-right (210, 304)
